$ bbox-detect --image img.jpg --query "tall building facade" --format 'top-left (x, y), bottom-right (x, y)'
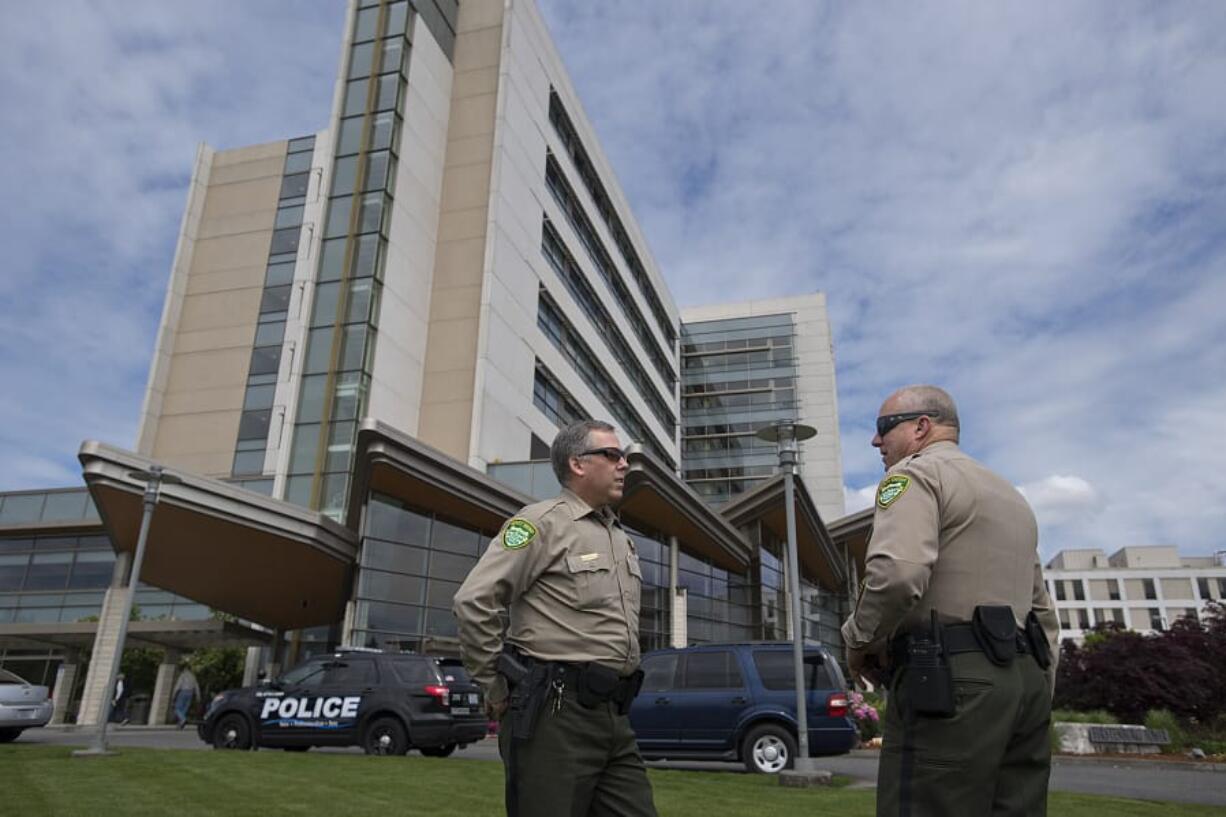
top-left (1, 0), bottom-right (852, 724)
top-left (680, 296), bottom-right (844, 522)
top-left (1044, 546), bottom-right (1226, 641)
top-left (137, 0), bottom-right (681, 521)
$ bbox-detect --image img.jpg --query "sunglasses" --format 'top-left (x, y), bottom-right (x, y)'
top-left (579, 447), bottom-right (627, 463)
top-left (875, 411), bottom-right (935, 437)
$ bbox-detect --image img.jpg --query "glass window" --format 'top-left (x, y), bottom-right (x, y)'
top-left (0, 495), bottom-right (45, 524)
top-left (363, 540), bottom-right (428, 575)
top-left (24, 552), bottom-right (73, 591)
top-left (288, 424), bottom-right (321, 475)
top-left (280, 172), bottom-right (309, 200)
top-left (343, 78), bottom-right (370, 117)
top-left (640, 653), bottom-right (678, 693)
top-left (339, 324), bottom-right (369, 372)
top-left (41, 492), bottom-right (88, 521)
top-left (369, 111), bottom-right (398, 152)
top-left (67, 551), bottom-right (114, 590)
top-left (237, 409), bottom-right (271, 441)
top-left (360, 569), bottom-right (425, 605)
top-left (428, 550), bottom-right (476, 583)
top-left (281, 659), bottom-right (328, 688)
top-left (311, 282), bottom-right (341, 327)
top-left (332, 155), bottom-right (358, 197)
top-left (364, 600), bottom-right (422, 633)
top-left (248, 346), bottom-right (280, 377)
top-left (379, 37), bottom-right (406, 77)
top-left (0, 538), bottom-right (35, 552)
top-left (284, 475), bottom-right (314, 508)
top-left (266, 260), bottom-right (296, 287)
top-left (270, 227), bottom-right (301, 256)
top-left (254, 321), bottom-right (285, 348)
top-left (350, 234), bottom-right (383, 279)
top-left (296, 375), bottom-right (328, 424)
top-left (431, 518), bottom-right (480, 556)
top-left (336, 116), bottom-right (364, 157)
top-left (682, 651), bottom-right (742, 690)
top-left (363, 151), bottom-right (392, 192)
top-left (283, 151), bottom-right (312, 175)
top-left (260, 285), bottom-right (292, 315)
top-left (353, 6), bottom-right (380, 42)
top-left (274, 206), bottom-right (304, 229)
top-left (320, 472), bottom-right (349, 516)
top-left (0, 554), bottom-right (29, 591)
top-left (323, 660), bottom-right (377, 686)
top-left (373, 74), bottom-right (400, 114)
top-left (424, 608), bottom-right (457, 637)
top-left (325, 421), bottom-right (357, 472)
top-left (75, 535), bottom-right (108, 550)
top-left (752, 651), bottom-right (833, 691)
top-left (1143, 579), bottom-right (1157, 600)
top-left (304, 327), bottom-right (334, 374)
top-left (356, 192), bottom-right (386, 235)
top-left (384, 1), bottom-right (408, 36)
top-left (390, 658), bottom-right (434, 685)
top-left (348, 41), bottom-right (374, 79)
top-left (231, 449), bottom-right (265, 476)
top-left (332, 372), bottom-right (367, 422)
top-left (319, 238), bottom-right (347, 282)
top-left (426, 578), bottom-right (460, 609)
top-left (365, 498), bottom-right (430, 546)
top-left (287, 136), bottom-right (315, 153)
top-left (325, 195), bottom-right (353, 239)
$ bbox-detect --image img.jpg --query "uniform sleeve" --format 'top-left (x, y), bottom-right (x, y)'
top-left (452, 509), bottom-right (555, 704)
top-left (1030, 556), bottom-right (1061, 691)
top-left (841, 461), bottom-right (941, 650)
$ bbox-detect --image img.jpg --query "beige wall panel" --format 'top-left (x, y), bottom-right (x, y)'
top-left (453, 25), bottom-right (503, 72)
top-left (165, 347), bottom-right (252, 393)
top-left (433, 238), bottom-right (487, 288)
top-left (197, 210), bottom-right (278, 240)
top-left (178, 288), bottom-right (263, 333)
top-left (456, 0), bottom-right (504, 33)
top-left (213, 141), bottom-right (285, 166)
top-left (453, 66), bottom-right (499, 98)
top-left (208, 156), bottom-right (286, 186)
top-left (437, 206), bottom-right (490, 243)
top-left (423, 319), bottom-right (480, 372)
top-left (1123, 579), bottom-right (1148, 599)
top-left (447, 93), bottom-right (498, 140)
top-left (152, 450), bottom-right (236, 479)
top-left (153, 412), bottom-right (241, 457)
top-left (186, 265), bottom-right (267, 296)
top-left (201, 177), bottom-right (284, 221)
top-left (173, 325), bottom-right (257, 355)
top-left (427, 286), bottom-right (484, 321)
top-left (1161, 578), bottom-right (1193, 598)
top-left (418, 400), bottom-right (473, 459)
top-left (421, 368), bottom-right (475, 404)
top-left (444, 134), bottom-right (495, 168)
top-left (440, 162), bottom-right (493, 212)
top-left (192, 232), bottom-right (275, 274)
top-left (161, 386), bottom-right (247, 415)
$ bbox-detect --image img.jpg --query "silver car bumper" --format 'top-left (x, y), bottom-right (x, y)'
top-left (0, 701), bottom-right (54, 729)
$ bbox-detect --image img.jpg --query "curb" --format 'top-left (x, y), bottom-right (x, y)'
top-left (1053, 753), bottom-right (1226, 774)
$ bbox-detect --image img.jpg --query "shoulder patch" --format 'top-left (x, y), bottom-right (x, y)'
top-left (876, 475), bottom-right (911, 509)
top-left (501, 518), bottom-right (538, 550)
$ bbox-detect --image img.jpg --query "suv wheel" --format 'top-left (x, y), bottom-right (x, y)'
top-left (742, 724), bottom-right (796, 774)
top-left (363, 716), bottom-right (408, 756)
top-left (419, 743), bottom-right (456, 758)
top-left (0, 728), bottom-right (23, 743)
top-left (212, 714), bottom-right (252, 750)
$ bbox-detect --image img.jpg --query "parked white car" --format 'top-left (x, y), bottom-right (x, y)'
top-left (0, 668), bottom-right (53, 742)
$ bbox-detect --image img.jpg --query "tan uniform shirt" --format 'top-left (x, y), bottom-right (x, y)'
top-left (453, 488), bottom-right (643, 704)
top-left (841, 441), bottom-right (1060, 671)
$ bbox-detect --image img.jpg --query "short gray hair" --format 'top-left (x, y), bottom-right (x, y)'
top-left (894, 384), bottom-right (960, 436)
top-left (550, 420), bottom-right (616, 485)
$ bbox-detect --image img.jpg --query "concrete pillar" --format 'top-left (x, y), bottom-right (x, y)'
top-left (49, 650), bottom-right (81, 725)
top-left (148, 649), bottom-right (181, 726)
top-left (242, 646), bottom-right (263, 687)
top-left (668, 536), bottom-right (688, 647)
top-left (264, 628), bottom-right (284, 680)
top-left (76, 586), bottom-right (131, 726)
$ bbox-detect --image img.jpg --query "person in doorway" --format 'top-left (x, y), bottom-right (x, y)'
top-left (172, 664), bottom-right (200, 729)
top-left (110, 672), bottom-right (129, 725)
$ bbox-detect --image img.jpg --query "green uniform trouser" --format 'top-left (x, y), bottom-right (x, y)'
top-left (498, 686), bottom-right (657, 817)
top-left (877, 650), bottom-right (1051, 817)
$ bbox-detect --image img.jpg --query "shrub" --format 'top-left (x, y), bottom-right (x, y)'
top-left (1144, 709), bottom-right (1186, 753)
top-left (1051, 709), bottom-right (1115, 724)
top-left (847, 690), bottom-right (880, 742)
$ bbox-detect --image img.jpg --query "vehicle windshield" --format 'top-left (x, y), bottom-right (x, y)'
top-left (278, 660), bottom-right (327, 687)
top-left (0, 669), bottom-right (26, 684)
top-left (437, 660), bottom-right (471, 684)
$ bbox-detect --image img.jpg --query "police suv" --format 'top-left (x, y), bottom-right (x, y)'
top-left (198, 648), bottom-right (486, 755)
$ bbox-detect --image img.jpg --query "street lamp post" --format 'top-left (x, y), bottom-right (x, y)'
top-left (756, 420), bottom-right (818, 773)
top-left (75, 466), bottom-right (181, 757)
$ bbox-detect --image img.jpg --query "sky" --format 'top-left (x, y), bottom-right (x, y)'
top-left (1, 1), bottom-right (1224, 559)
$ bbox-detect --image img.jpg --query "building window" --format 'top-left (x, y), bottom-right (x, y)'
top-left (1109, 579), bottom-right (1121, 601)
top-left (1143, 579), bottom-right (1157, 600)
top-left (1055, 581), bottom-right (1067, 602)
top-left (1076, 609), bottom-right (1090, 629)
top-left (1149, 608), bottom-right (1163, 630)
top-left (1072, 580), bottom-right (1085, 601)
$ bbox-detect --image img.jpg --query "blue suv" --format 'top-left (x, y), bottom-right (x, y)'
top-left (629, 642), bottom-right (857, 773)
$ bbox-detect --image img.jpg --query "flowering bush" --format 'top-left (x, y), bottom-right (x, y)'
top-left (849, 690), bottom-right (881, 742)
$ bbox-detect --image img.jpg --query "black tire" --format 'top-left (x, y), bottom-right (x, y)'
top-left (741, 723), bottom-right (796, 774)
top-left (211, 713), bottom-right (253, 751)
top-left (362, 716), bottom-right (408, 756)
top-left (282, 746), bottom-right (309, 752)
top-left (419, 743), bottom-right (456, 758)
top-left (0, 728), bottom-right (23, 743)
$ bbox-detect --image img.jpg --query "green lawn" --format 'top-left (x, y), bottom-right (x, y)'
top-left (0, 746), bottom-right (1215, 817)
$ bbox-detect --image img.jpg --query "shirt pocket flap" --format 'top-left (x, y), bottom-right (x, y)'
top-left (626, 554), bottom-right (643, 578)
top-left (566, 552), bottom-right (612, 573)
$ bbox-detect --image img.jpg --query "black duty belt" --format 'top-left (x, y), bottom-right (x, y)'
top-left (892, 622), bottom-right (1030, 664)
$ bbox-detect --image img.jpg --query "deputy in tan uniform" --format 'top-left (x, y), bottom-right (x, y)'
top-left (841, 385), bottom-right (1060, 817)
top-left (454, 419), bottom-right (656, 817)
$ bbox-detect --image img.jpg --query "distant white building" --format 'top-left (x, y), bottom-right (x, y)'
top-left (1044, 546), bottom-right (1226, 641)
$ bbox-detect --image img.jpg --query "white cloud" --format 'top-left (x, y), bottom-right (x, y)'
top-left (1017, 475), bottom-right (1100, 527)
top-left (844, 483), bottom-right (878, 515)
